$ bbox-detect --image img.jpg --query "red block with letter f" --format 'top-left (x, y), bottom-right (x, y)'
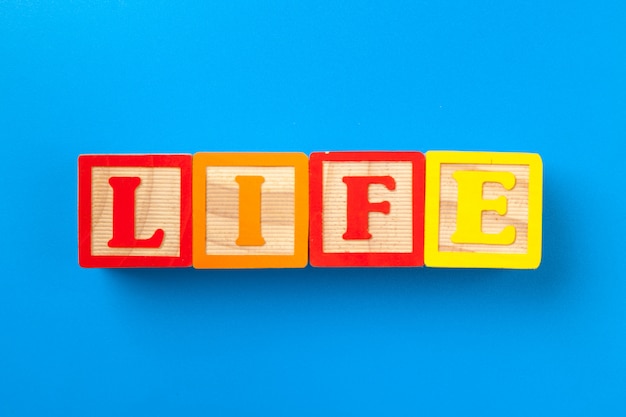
top-left (78, 154), bottom-right (192, 267)
top-left (309, 151), bottom-right (425, 267)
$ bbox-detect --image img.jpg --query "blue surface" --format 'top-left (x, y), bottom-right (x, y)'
top-left (1, 1), bottom-right (625, 415)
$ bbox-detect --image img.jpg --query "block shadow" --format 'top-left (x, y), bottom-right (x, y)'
top-left (106, 172), bottom-right (571, 315)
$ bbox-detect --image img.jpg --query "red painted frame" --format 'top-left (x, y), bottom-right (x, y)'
top-left (78, 154), bottom-right (192, 268)
top-left (309, 151), bottom-right (425, 267)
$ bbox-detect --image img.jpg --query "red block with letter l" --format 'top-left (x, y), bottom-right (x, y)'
top-left (309, 151), bottom-right (425, 267)
top-left (78, 154), bottom-right (192, 267)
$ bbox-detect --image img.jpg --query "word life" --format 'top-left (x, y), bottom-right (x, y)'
top-left (78, 151), bottom-right (542, 269)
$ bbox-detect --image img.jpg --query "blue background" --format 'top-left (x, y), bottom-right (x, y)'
top-left (1, 1), bottom-right (625, 415)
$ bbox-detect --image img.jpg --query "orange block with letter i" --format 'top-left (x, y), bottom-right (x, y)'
top-left (192, 152), bottom-right (309, 268)
top-left (424, 151), bottom-right (543, 269)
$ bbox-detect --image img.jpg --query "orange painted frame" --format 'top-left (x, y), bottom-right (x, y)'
top-left (192, 153), bottom-right (309, 268)
top-left (78, 154), bottom-right (193, 268)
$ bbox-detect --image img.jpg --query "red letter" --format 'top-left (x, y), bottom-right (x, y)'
top-left (107, 177), bottom-right (165, 248)
top-left (342, 176), bottom-right (396, 240)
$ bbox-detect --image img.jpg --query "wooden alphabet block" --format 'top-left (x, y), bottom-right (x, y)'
top-left (78, 154), bottom-right (193, 267)
top-left (192, 153), bottom-right (309, 268)
top-left (309, 151), bottom-right (425, 267)
top-left (424, 151), bottom-right (543, 269)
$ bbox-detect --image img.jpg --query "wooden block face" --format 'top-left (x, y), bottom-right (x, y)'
top-left (424, 151), bottom-right (543, 269)
top-left (78, 155), bottom-right (192, 267)
top-left (309, 152), bottom-right (425, 267)
top-left (193, 153), bottom-right (309, 268)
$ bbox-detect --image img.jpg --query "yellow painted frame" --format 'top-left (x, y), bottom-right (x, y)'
top-left (193, 152), bottom-right (309, 269)
top-left (424, 151), bottom-right (543, 269)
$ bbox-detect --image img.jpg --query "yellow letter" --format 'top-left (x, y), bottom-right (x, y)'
top-left (235, 176), bottom-right (266, 246)
top-left (451, 170), bottom-right (516, 245)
